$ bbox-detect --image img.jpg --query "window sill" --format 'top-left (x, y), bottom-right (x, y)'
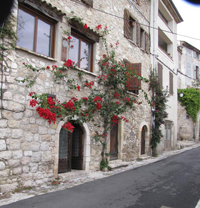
top-left (158, 47), bottom-right (173, 61)
top-left (15, 46), bottom-right (57, 62)
top-left (72, 66), bottom-right (97, 77)
top-left (127, 90), bottom-right (139, 97)
top-left (128, 39), bottom-right (148, 54)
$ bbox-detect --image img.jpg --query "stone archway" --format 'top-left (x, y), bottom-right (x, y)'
top-left (53, 120), bottom-right (90, 177)
top-left (138, 122), bottom-right (150, 156)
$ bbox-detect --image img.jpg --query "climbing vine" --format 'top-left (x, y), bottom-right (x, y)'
top-left (149, 70), bottom-right (168, 150)
top-left (16, 20), bottom-right (152, 170)
top-left (178, 88), bottom-right (200, 122)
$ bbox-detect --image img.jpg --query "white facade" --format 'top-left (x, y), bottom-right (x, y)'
top-left (150, 0), bottom-right (183, 154)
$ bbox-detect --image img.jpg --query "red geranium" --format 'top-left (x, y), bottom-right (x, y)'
top-left (96, 102), bottom-right (102, 110)
top-left (64, 59), bottom-right (75, 68)
top-left (84, 24), bottom-right (88, 29)
top-left (62, 122), bottom-right (75, 133)
top-left (96, 25), bottom-right (102, 30)
top-left (93, 96), bottom-right (102, 102)
top-left (111, 115), bottom-right (118, 124)
top-left (30, 99), bottom-right (38, 107)
top-left (114, 92), bottom-right (120, 99)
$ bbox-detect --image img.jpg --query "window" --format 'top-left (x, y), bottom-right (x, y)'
top-left (158, 63), bottom-right (163, 88)
top-left (125, 62), bottom-right (141, 94)
top-left (140, 28), bottom-right (145, 50)
top-left (158, 28), bottom-right (173, 58)
top-left (193, 51), bottom-right (197, 59)
top-left (17, 5), bottom-right (55, 57)
top-left (158, 10), bottom-right (168, 25)
top-left (124, 9), bottom-right (149, 53)
top-left (169, 72), bottom-right (173, 95)
top-left (64, 31), bottom-right (93, 72)
top-left (194, 65), bottom-right (199, 80)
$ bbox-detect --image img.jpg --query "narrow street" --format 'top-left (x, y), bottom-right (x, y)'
top-left (2, 146), bottom-right (200, 208)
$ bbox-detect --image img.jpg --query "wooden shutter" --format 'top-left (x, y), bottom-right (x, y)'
top-left (82, 0), bottom-right (93, 7)
top-left (169, 72), bottom-right (173, 95)
top-left (157, 63), bottom-right (163, 88)
top-left (145, 32), bottom-right (149, 53)
top-left (136, 22), bottom-right (140, 47)
top-left (124, 9), bottom-right (130, 39)
top-left (126, 62), bottom-right (141, 91)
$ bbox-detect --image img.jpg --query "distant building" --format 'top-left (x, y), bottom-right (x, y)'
top-left (177, 41), bottom-right (200, 143)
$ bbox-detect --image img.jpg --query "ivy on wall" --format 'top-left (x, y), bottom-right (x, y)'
top-left (178, 88), bottom-right (200, 122)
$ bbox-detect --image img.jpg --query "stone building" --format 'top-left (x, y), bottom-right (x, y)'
top-left (150, 0), bottom-right (183, 154)
top-left (177, 41), bottom-right (200, 142)
top-left (0, 0), bottom-right (152, 193)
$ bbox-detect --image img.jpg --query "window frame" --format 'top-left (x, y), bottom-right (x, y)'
top-left (169, 72), bottom-right (173, 95)
top-left (124, 9), bottom-right (149, 53)
top-left (17, 4), bottom-right (56, 58)
top-left (68, 30), bottom-right (94, 72)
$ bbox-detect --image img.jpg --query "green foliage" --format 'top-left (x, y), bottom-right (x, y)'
top-left (149, 70), bottom-right (168, 149)
top-left (100, 158), bottom-right (111, 171)
top-left (178, 88), bottom-right (200, 122)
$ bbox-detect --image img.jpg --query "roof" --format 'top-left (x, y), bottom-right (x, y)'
top-left (162, 0), bottom-right (183, 24)
top-left (180, 41), bottom-right (200, 53)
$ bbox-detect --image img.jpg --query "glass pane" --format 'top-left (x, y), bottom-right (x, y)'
top-left (80, 41), bottom-right (91, 71)
top-left (167, 124), bottom-right (171, 140)
top-left (17, 9), bottom-right (35, 51)
top-left (69, 36), bottom-right (79, 67)
top-left (36, 19), bottom-right (51, 56)
top-left (59, 128), bottom-right (68, 159)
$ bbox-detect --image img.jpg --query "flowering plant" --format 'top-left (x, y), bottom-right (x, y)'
top-left (23, 23), bottom-right (151, 170)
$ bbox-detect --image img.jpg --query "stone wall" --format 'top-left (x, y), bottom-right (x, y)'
top-left (0, 0), bottom-right (151, 193)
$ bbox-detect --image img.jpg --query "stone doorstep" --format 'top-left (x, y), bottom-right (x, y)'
top-left (139, 154), bottom-right (151, 160)
top-left (109, 160), bottom-right (129, 170)
top-left (58, 170), bottom-right (89, 181)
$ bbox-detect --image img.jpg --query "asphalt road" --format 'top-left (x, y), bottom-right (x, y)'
top-left (2, 147), bottom-right (200, 208)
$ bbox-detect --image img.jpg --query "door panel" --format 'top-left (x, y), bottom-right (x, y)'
top-left (110, 123), bottom-right (118, 160)
top-left (58, 128), bottom-right (71, 173)
top-left (71, 124), bottom-right (83, 170)
top-left (141, 127), bottom-right (145, 155)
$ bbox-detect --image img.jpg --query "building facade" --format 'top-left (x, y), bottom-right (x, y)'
top-left (0, 0), bottom-right (152, 193)
top-left (150, 0), bottom-right (183, 154)
top-left (177, 41), bottom-right (200, 142)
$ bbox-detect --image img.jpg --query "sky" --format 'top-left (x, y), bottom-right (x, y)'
top-left (173, 0), bottom-right (200, 50)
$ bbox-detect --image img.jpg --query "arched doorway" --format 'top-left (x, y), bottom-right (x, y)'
top-left (58, 122), bottom-right (84, 173)
top-left (110, 122), bottom-right (118, 160)
top-left (141, 126), bottom-right (146, 155)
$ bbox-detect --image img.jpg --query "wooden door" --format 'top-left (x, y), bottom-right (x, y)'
top-left (71, 124), bottom-right (83, 170)
top-left (141, 126), bottom-right (145, 155)
top-left (58, 128), bottom-right (72, 173)
top-left (110, 123), bottom-right (118, 160)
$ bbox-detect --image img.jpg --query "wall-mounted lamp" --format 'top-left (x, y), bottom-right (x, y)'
top-left (180, 90), bottom-right (184, 98)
